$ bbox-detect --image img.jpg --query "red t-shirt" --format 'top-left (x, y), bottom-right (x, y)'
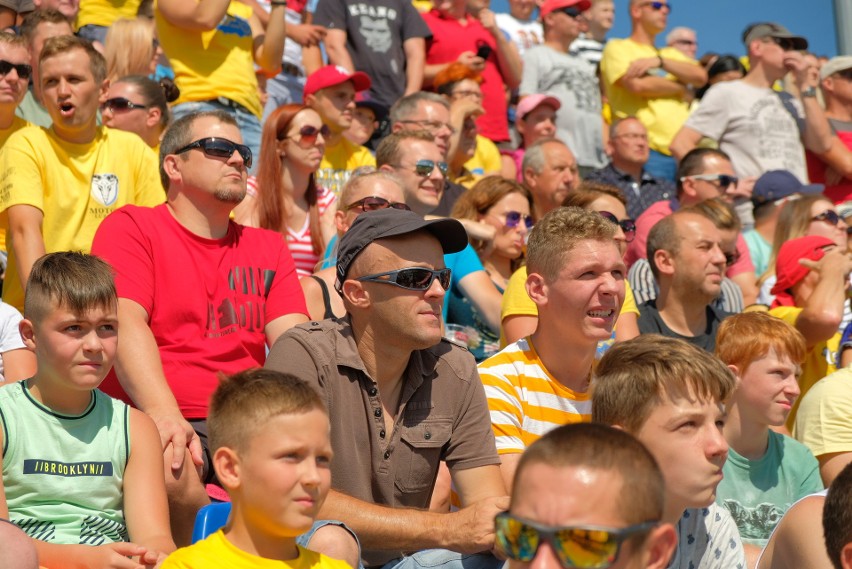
top-left (421, 9), bottom-right (509, 142)
top-left (91, 204), bottom-right (308, 418)
top-left (806, 129), bottom-right (852, 204)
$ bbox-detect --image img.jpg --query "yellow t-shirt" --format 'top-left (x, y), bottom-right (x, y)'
top-left (769, 305), bottom-right (840, 431)
top-left (0, 116), bottom-right (32, 254)
top-left (76, 0), bottom-right (144, 29)
top-left (499, 265), bottom-right (638, 346)
top-left (464, 134), bottom-right (502, 177)
top-left (600, 39), bottom-right (697, 156)
top-left (315, 137), bottom-right (376, 197)
top-left (0, 126), bottom-right (165, 310)
top-left (162, 530), bottom-right (353, 569)
top-left (156, 1), bottom-right (262, 118)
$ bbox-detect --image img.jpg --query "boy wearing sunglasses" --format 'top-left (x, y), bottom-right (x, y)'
top-left (267, 208), bottom-right (509, 569)
top-left (496, 422), bottom-right (677, 569)
top-left (0, 35), bottom-right (164, 313)
top-left (592, 335), bottom-right (747, 569)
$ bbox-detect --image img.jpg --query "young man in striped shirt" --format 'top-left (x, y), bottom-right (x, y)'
top-left (478, 206), bottom-right (625, 489)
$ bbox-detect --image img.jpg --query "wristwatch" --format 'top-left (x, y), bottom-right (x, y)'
top-left (801, 87), bottom-right (818, 98)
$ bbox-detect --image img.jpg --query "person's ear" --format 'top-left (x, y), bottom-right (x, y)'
top-left (146, 107), bottom-right (161, 129)
top-left (390, 122), bottom-right (404, 134)
top-left (98, 78), bottom-right (110, 104)
top-left (726, 364), bottom-right (742, 384)
top-left (378, 164), bottom-right (395, 174)
top-left (19, 319), bottom-right (36, 351)
top-left (341, 279), bottom-right (370, 308)
top-left (334, 210), bottom-right (348, 234)
top-left (525, 272), bottom-right (547, 307)
top-left (304, 93), bottom-right (317, 109)
top-left (644, 523), bottom-right (678, 569)
top-left (653, 249), bottom-right (676, 277)
top-left (840, 542), bottom-right (852, 569)
top-left (162, 153), bottom-right (183, 186)
top-left (213, 447), bottom-right (240, 490)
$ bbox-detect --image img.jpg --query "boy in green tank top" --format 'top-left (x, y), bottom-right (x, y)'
top-left (0, 252), bottom-right (175, 567)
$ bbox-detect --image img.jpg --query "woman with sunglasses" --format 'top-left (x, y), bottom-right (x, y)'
top-left (102, 75), bottom-right (179, 150)
top-left (449, 177), bottom-right (533, 361)
top-left (234, 104), bottom-right (336, 278)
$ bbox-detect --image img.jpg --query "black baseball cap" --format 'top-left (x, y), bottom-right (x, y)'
top-left (335, 209), bottom-right (469, 291)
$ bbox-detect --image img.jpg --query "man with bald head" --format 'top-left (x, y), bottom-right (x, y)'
top-left (267, 209), bottom-right (508, 569)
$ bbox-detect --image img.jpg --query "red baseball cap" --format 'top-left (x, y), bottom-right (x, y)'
top-left (305, 65), bottom-right (371, 98)
top-left (540, 0), bottom-right (591, 18)
top-left (770, 235), bottom-right (836, 299)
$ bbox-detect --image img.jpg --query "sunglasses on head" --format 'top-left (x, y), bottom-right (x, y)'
top-left (638, 1), bottom-right (671, 12)
top-left (174, 137), bottom-right (253, 168)
top-left (812, 209), bottom-right (841, 226)
top-left (504, 211), bottom-right (534, 230)
top-left (0, 59), bottom-right (31, 80)
top-left (288, 124), bottom-right (331, 144)
top-left (598, 211), bottom-right (636, 243)
top-left (356, 267), bottom-right (452, 291)
top-left (683, 174), bottom-right (739, 190)
top-left (101, 97), bottom-right (148, 112)
top-left (494, 512), bottom-right (658, 569)
top-left (345, 196), bottom-right (411, 212)
top-left (412, 159), bottom-right (449, 177)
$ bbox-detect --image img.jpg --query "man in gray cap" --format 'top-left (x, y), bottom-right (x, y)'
top-left (672, 22), bottom-right (831, 196)
top-left (265, 208), bottom-right (508, 569)
top-left (806, 55), bottom-right (852, 204)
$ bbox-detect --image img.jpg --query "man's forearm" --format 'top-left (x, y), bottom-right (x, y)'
top-left (8, 224), bottom-right (45, 294)
top-left (660, 58), bottom-right (706, 86)
top-left (802, 97), bottom-right (833, 155)
top-left (403, 38), bottom-right (426, 95)
top-left (494, 35), bottom-right (521, 89)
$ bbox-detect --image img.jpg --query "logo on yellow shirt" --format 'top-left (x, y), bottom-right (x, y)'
top-left (91, 174), bottom-right (118, 207)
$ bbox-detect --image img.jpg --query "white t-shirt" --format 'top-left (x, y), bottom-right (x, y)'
top-left (0, 302), bottom-right (26, 382)
top-left (495, 13), bottom-right (542, 57)
top-left (668, 503), bottom-right (746, 569)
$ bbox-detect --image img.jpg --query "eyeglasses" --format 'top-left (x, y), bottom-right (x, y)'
top-left (504, 211), bottom-right (534, 230)
top-left (174, 137), bottom-right (253, 168)
top-left (396, 159), bottom-right (449, 177)
top-left (345, 196), bottom-right (411, 212)
top-left (598, 211), bottom-right (636, 243)
top-left (397, 119), bottom-right (457, 135)
top-left (724, 250), bottom-right (740, 267)
top-left (812, 209), bottom-right (842, 226)
top-left (356, 267), bottom-right (452, 291)
top-left (287, 124), bottom-right (331, 145)
top-left (452, 89), bottom-right (483, 100)
top-left (638, 1), bottom-right (671, 12)
top-left (494, 512), bottom-right (657, 569)
top-left (770, 36), bottom-right (797, 52)
top-left (558, 6), bottom-right (584, 18)
top-left (101, 97), bottom-right (148, 113)
top-left (673, 39), bottom-right (696, 46)
top-left (0, 59), bottom-right (31, 80)
top-left (682, 174), bottom-right (739, 190)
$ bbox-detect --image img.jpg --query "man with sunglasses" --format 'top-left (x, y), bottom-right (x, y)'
top-left (0, 32), bottom-right (30, 146)
top-left (91, 110), bottom-right (310, 545)
top-left (671, 23), bottom-right (832, 207)
top-left (520, 0), bottom-right (606, 177)
top-left (497, 423), bottom-right (677, 569)
top-left (600, 0), bottom-right (706, 182)
top-left (665, 26), bottom-right (697, 59)
top-left (266, 208), bottom-right (509, 569)
top-left (0, 34), bottom-right (163, 313)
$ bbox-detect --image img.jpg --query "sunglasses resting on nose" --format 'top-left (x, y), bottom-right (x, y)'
top-left (494, 512), bottom-right (658, 569)
top-left (504, 211), bottom-right (534, 230)
top-left (101, 97), bottom-right (148, 112)
top-left (598, 211), bottom-right (636, 243)
top-left (812, 210), bottom-right (842, 226)
top-left (0, 59), bottom-right (32, 80)
top-left (287, 124), bottom-right (331, 144)
top-left (638, 1), bottom-right (671, 11)
top-left (681, 174), bottom-right (739, 190)
top-left (410, 159), bottom-right (449, 177)
top-left (174, 137), bottom-right (253, 169)
top-left (345, 196), bottom-right (411, 212)
top-left (356, 267), bottom-right (452, 291)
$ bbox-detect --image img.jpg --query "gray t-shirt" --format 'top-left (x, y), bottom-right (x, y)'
top-left (668, 503), bottom-right (746, 569)
top-left (684, 80), bottom-right (807, 182)
top-left (520, 44), bottom-right (606, 170)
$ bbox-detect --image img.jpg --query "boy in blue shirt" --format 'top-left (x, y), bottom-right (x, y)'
top-left (0, 252), bottom-right (174, 567)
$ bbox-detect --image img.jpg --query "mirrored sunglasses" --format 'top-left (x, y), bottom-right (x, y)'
top-left (345, 196), bottom-right (411, 212)
top-left (494, 512), bottom-right (657, 569)
top-left (174, 137), bottom-right (253, 168)
top-left (414, 159), bottom-right (449, 177)
top-left (356, 267), bottom-right (452, 291)
top-left (639, 1), bottom-right (671, 11)
top-left (598, 211), bottom-right (636, 243)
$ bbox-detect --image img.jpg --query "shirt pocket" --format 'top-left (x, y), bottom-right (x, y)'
top-left (394, 419), bottom-right (453, 495)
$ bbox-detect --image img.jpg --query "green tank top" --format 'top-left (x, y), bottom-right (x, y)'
top-left (0, 381), bottom-right (130, 544)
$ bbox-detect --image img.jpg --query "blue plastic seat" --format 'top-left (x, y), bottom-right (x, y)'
top-left (191, 502), bottom-right (232, 543)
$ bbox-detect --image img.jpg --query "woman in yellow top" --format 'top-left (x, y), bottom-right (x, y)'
top-left (101, 75), bottom-right (179, 152)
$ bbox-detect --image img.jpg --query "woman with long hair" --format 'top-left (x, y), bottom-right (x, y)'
top-left (449, 176), bottom-right (532, 361)
top-left (103, 17), bottom-right (161, 81)
top-left (101, 75), bottom-right (179, 150)
top-left (234, 104), bottom-right (336, 277)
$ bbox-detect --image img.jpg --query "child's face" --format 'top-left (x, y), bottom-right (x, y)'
top-left (733, 348), bottom-right (800, 427)
top-left (236, 408), bottom-right (332, 536)
top-left (634, 386), bottom-right (728, 512)
top-left (26, 303), bottom-right (117, 391)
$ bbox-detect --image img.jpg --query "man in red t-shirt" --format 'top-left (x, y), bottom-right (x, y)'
top-left (91, 110), bottom-right (309, 545)
top-left (422, 0), bottom-right (521, 142)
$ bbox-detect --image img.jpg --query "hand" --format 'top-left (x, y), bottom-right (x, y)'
top-left (826, 166), bottom-right (845, 186)
top-left (444, 495), bottom-right (510, 553)
top-left (477, 8), bottom-right (500, 37)
top-left (147, 408), bottom-right (204, 471)
top-left (450, 98), bottom-right (484, 132)
top-left (139, 548), bottom-right (169, 569)
top-left (288, 23), bottom-right (327, 47)
top-left (729, 175), bottom-right (756, 200)
top-left (783, 50), bottom-right (813, 88)
top-left (76, 542), bottom-right (150, 569)
top-left (457, 51), bottom-right (486, 73)
top-left (799, 246), bottom-right (852, 281)
top-left (623, 56), bottom-right (662, 79)
top-left (457, 219), bottom-right (497, 244)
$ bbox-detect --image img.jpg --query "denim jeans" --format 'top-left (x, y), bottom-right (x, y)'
top-left (380, 550), bottom-right (505, 569)
top-left (172, 100), bottom-right (262, 175)
top-left (644, 149), bottom-right (677, 182)
top-left (298, 520), bottom-right (364, 569)
top-left (262, 71), bottom-right (306, 124)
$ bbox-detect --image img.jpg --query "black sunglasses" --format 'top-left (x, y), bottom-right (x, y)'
top-left (495, 512), bottom-right (658, 569)
top-left (0, 59), bottom-right (31, 80)
top-left (101, 97), bottom-right (148, 112)
top-left (287, 124), bottom-right (331, 144)
top-left (174, 137), bottom-right (253, 168)
top-left (771, 36), bottom-right (797, 52)
top-left (558, 6), bottom-right (584, 18)
top-left (683, 173), bottom-right (739, 190)
top-left (356, 267), bottom-right (452, 291)
top-left (598, 211), bottom-right (636, 243)
top-left (345, 196), bottom-right (411, 212)
top-left (639, 1), bottom-right (671, 11)
top-left (812, 209), bottom-right (841, 226)
top-left (504, 211), bottom-right (534, 230)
